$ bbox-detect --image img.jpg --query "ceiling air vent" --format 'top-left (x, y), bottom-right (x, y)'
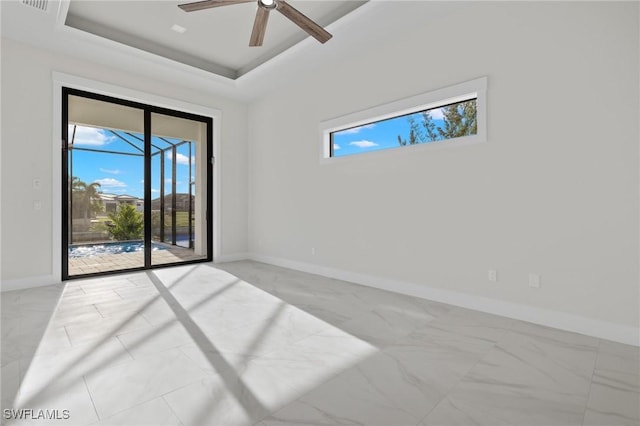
top-left (21, 0), bottom-right (49, 12)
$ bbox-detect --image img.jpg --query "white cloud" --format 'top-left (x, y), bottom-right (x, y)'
top-left (166, 152), bottom-right (195, 165)
top-left (349, 140), bottom-right (379, 148)
top-left (426, 108), bottom-right (445, 120)
top-left (70, 126), bottom-right (111, 146)
top-left (151, 189), bottom-right (160, 193)
top-left (99, 168), bottom-right (122, 175)
top-left (340, 123), bottom-right (376, 135)
top-left (94, 178), bottom-right (127, 188)
top-left (333, 143), bottom-right (341, 150)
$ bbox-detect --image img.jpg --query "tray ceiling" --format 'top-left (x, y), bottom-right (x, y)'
top-left (64, 0), bottom-right (367, 80)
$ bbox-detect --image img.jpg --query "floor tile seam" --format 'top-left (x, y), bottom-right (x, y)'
top-left (93, 307), bottom-right (149, 321)
top-left (415, 340), bottom-right (500, 425)
top-left (89, 304), bottom-right (103, 319)
top-left (11, 290), bottom-right (68, 341)
top-left (576, 336), bottom-right (600, 426)
top-left (90, 303), bottom-right (111, 320)
top-left (65, 318), bottom-right (156, 349)
top-left (487, 335), bottom-right (600, 393)
top-left (272, 321), bottom-right (381, 357)
top-left (365, 327), bottom-right (430, 349)
top-left (112, 307), bottom-right (182, 334)
top-left (246, 330), bottom-right (382, 366)
top-left (596, 343), bottom-right (640, 366)
top-left (61, 324), bottom-right (74, 349)
top-left (157, 373), bottom-right (220, 407)
top-left (585, 408), bottom-right (640, 426)
top-left (366, 309), bottom-right (440, 339)
top-left (114, 334), bottom-right (138, 362)
top-left (54, 298), bottom-right (122, 309)
top-left (247, 347), bottom-right (387, 425)
top-left (29, 353), bottom-right (137, 391)
top-left (405, 319), bottom-right (511, 357)
top-left (590, 367), bottom-right (640, 392)
top-left (82, 375), bottom-right (100, 423)
top-left (346, 351), bottom-right (452, 424)
top-left (594, 362), bottom-right (640, 378)
top-left (524, 332), bottom-right (601, 355)
top-left (175, 344), bottom-right (216, 375)
top-left (160, 394), bottom-right (183, 426)
top-left (17, 349), bottom-right (137, 400)
top-left (91, 386), bottom-right (187, 422)
top-left (202, 315), bottom-right (348, 361)
top-left (419, 323), bottom-right (514, 350)
top-left (123, 334), bottom-right (207, 360)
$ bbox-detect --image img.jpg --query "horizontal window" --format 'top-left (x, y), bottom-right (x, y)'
top-left (320, 77), bottom-right (486, 161)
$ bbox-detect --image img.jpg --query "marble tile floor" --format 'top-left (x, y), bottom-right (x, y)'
top-left (1, 260), bottom-right (638, 426)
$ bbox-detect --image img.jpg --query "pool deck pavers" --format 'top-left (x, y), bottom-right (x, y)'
top-left (68, 244), bottom-right (205, 276)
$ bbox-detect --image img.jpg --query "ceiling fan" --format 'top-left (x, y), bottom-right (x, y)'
top-left (178, 0), bottom-right (332, 47)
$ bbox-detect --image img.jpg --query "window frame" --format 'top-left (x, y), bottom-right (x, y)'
top-left (319, 77), bottom-right (487, 163)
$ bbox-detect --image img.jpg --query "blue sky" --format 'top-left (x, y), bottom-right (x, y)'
top-left (69, 126), bottom-right (194, 199)
top-left (332, 107), bottom-right (446, 158)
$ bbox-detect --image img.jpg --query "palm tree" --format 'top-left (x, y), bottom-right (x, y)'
top-left (71, 177), bottom-right (103, 222)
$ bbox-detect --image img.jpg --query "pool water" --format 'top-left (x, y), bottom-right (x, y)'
top-left (68, 241), bottom-right (168, 258)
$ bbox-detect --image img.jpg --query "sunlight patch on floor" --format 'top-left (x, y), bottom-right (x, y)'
top-left (11, 264), bottom-right (378, 425)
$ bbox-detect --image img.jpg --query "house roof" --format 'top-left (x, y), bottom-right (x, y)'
top-left (99, 193), bottom-right (142, 202)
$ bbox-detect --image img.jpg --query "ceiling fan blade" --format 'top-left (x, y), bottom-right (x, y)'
top-left (178, 0), bottom-right (253, 13)
top-left (249, 7), bottom-right (270, 47)
top-left (276, 0), bottom-right (332, 44)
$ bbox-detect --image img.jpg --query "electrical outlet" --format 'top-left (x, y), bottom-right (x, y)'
top-left (33, 200), bottom-right (42, 211)
top-left (33, 178), bottom-right (41, 189)
top-left (529, 274), bottom-right (541, 288)
top-left (311, 247), bottom-right (316, 256)
top-left (488, 269), bottom-right (497, 282)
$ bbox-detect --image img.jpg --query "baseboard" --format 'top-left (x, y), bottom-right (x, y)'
top-left (1, 275), bottom-right (60, 292)
top-left (246, 253), bottom-right (640, 347)
top-left (5, 255), bottom-right (637, 346)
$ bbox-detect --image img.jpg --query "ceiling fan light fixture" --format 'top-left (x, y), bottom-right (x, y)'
top-left (258, 0), bottom-right (276, 9)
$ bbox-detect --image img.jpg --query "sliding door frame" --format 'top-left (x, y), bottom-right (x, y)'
top-left (61, 87), bottom-right (213, 280)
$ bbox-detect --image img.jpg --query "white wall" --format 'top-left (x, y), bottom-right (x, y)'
top-left (1, 1), bottom-right (638, 343)
top-left (247, 2), bottom-right (639, 332)
top-left (0, 38), bottom-right (248, 282)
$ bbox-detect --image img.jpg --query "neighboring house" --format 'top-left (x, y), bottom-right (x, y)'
top-left (151, 193), bottom-right (194, 212)
top-left (99, 193), bottom-right (144, 214)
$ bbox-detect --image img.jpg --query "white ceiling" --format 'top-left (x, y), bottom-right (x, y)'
top-left (65, 0), bottom-right (366, 79)
top-left (1, 0), bottom-right (383, 100)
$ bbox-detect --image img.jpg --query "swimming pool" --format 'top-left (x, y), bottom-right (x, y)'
top-left (68, 241), bottom-right (168, 258)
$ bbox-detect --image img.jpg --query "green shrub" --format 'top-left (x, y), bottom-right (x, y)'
top-left (107, 204), bottom-right (143, 241)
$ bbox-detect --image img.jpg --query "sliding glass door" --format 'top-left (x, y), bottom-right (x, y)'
top-left (62, 89), bottom-right (212, 279)
top-left (150, 112), bottom-right (209, 266)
